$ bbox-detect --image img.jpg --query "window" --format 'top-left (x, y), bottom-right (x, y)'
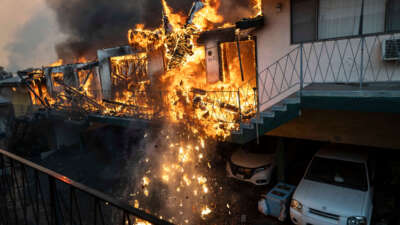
top-left (363, 0), bottom-right (386, 34)
top-left (318, 0), bottom-right (362, 39)
top-left (291, 0), bottom-right (317, 43)
top-left (291, 0), bottom-right (399, 43)
top-left (305, 157), bottom-right (368, 191)
top-left (386, 0), bottom-right (400, 32)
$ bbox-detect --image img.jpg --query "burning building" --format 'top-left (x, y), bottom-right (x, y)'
top-left (15, 0), bottom-right (264, 223)
top-left (21, 0), bottom-right (262, 139)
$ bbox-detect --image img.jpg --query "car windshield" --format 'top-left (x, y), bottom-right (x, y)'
top-left (305, 157), bottom-right (368, 191)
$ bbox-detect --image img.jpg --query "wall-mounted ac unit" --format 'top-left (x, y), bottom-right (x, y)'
top-left (382, 39), bottom-right (400, 61)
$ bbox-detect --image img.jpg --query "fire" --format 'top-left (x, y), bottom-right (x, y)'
top-left (161, 0), bottom-right (186, 30)
top-left (134, 219), bottom-right (152, 225)
top-left (191, 0), bottom-right (223, 30)
top-left (24, 1), bottom-right (262, 223)
top-left (252, 0), bottom-right (263, 16)
top-left (28, 0), bottom-right (260, 138)
top-left (201, 206), bottom-right (212, 219)
top-left (142, 176), bottom-right (150, 186)
top-left (49, 59), bottom-right (63, 67)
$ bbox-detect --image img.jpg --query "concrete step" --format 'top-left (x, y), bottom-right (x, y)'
top-left (283, 97), bottom-right (301, 104)
top-left (261, 111), bottom-right (275, 118)
top-left (271, 104), bottom-right (287, 112)
top-left (240, 122), bottom-right (254, 130)
top-left (250, 117), bottom-right (264, 124)
top-left (231, 129), bottom-right (243, 135)
top-left (229, 96), bottom-right (301, 144)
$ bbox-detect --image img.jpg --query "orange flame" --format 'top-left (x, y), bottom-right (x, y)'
top-left (48, 59), bottom-right (63, 67)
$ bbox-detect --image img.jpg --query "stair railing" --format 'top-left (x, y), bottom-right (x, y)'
top-left (257, 32), bottom-right (400, 112)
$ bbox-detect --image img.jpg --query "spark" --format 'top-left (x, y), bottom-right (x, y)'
top-left (202, 184), bottom-right (209, 193)
top-left (162, 174), bottom-right (170, 182)
top-left (197, 176), bottom-right (207, 185)
top-left (201, 206), bottom-right (212, 219)
top-left (142, 176), bottom-right (150, 186)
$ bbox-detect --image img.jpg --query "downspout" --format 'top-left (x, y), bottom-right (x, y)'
top-left (359, 0), bottom-right (365, 89)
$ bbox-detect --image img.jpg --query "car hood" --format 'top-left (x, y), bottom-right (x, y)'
top-left (294, 179), bottom-right (367, 217)
top-left (230, 150), bottom-right (274, 168)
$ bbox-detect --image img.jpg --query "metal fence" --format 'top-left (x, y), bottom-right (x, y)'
top-left (0, 148), bottom-right (173, 225)
top-left (258, 32), bottom-right (400, 111)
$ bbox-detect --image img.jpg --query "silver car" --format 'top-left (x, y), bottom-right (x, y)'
top-left (226, 149), bottom-right (276, 185)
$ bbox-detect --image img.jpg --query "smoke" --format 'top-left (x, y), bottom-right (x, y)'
top-left (4, 7), bottom-right (63, 72)
top-left (45, 0), bottom-right (253, 62)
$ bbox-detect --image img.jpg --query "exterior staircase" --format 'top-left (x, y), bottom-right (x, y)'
top-left (229, 96), bottom-right (301, 144)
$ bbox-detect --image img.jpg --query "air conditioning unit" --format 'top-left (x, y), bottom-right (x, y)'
top-left (382, 38), bottom-right (400, 61)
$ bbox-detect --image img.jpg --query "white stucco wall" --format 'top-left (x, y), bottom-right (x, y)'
top-left (256, 0), bottom-right (299, 112)
top-left (256, 0), bottom-right (400, 112)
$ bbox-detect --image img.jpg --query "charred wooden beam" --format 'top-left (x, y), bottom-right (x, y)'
top-left (197, 27), bottom-right (236, 44)
top-left (235, 15), bottom-right (265, 30)
top-left (191, 88), bottom-right (207, 96)
top-left (102, 99), bottom-right (141, 109)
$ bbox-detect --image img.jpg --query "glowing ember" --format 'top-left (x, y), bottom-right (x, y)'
top-left (201, 206), bottom-right (212, 219)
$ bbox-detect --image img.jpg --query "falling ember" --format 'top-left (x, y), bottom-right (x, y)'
top-left (134, 219), bottom-right (152, 225)
top-left (142, 176), bottom-right (150, 186)
top-left (202, 184), bottom-right (209, 193)
top-left (197, 176), bottom-right (207, 185)
top-left (162, 175), bottom-right (170, 182)
top-left (201, 206), bottom-right (212, 219)
top-left (134, 200), bottom-right (140, 208)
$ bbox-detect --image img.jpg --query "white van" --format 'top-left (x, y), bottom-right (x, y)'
top-left (290, 147), bottom-right (374, 225)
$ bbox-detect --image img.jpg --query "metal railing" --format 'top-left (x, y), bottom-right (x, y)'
top-left (258, 32), bottom-right (400, 111)
top-left (258, 47), bottom-right (301, 109)
top-left (0, 149), bottom-right (173, 225)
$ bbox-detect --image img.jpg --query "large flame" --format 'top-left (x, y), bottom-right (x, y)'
top-left (127, 0), bottom-right (258, 139)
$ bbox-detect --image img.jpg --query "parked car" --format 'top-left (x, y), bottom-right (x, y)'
top-left (226, 148), bottom-right (276, 185)
top-left (290, 146), bottom-right (374, 225)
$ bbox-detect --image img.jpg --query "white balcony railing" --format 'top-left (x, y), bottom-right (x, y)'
top-left (256, 32), bottom-right (400, 112)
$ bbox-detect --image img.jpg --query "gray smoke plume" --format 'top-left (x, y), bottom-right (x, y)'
top-left (45, 0), bottom-right (253, 62)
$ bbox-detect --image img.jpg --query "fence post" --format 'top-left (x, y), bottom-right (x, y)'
top-left (49, 176), bottom-right (61, 225)
top-left (237, 90), bottom-right (242, 124)
top-left (360, 36), bottom-right (365, 89)
top-left (300, 43), bottom-right (304, 98)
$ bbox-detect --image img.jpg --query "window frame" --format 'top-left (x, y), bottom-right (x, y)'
top-left (290, 0), bottom-right (399, 44)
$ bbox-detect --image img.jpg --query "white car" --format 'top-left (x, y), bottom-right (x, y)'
top-left (290, 147), bottom-right (374, 225)
top-left (226, 149), bottom-right (275, 185)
